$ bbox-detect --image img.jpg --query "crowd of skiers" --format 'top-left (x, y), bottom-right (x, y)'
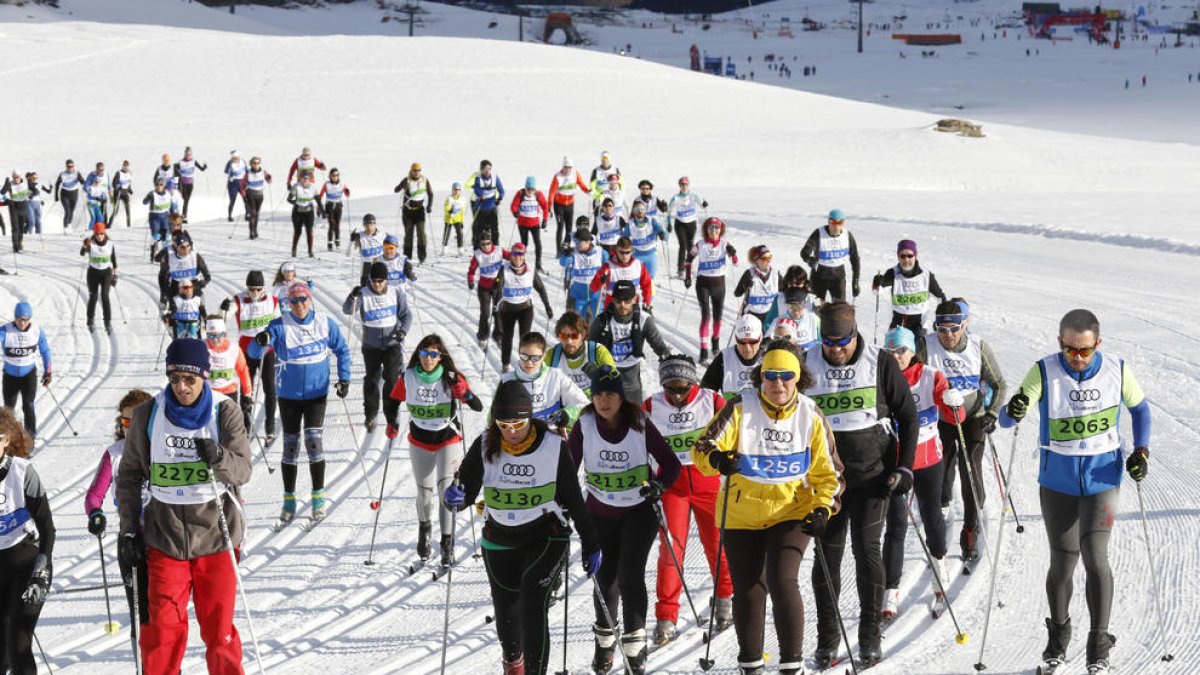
top-left (0, 147), bottom-right (1157, 675)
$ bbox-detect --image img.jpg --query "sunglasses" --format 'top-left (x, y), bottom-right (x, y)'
top-left (822, 334), bottom-right (854, 347)
top-left (496, 418), bottom-right (530, 432)
top-left (418, 349), bottom-right (441, 359)
top-left (898, 253), bottom-right (915, 260)
top-left (828, 219), bottom-right (844, 225)
top-left (935, 324), bottom-right (963, 334)
top-left (736, 338), bottom-right (761, 346)
top-left (613, 297), bottom-right (635, 304)
top-left (558, 331), bottom-right (581, 340)
top-left (1062, 344), bottom-right (1097, 359)
top-left (116, 415), bottom-right (132, 429)
top-left (762, 370), bottom-right (797, 382)
top-left (518, 352), bottom-right (543, 363)
top-left (207, 333), bottom-right (227, 340)
top-left (168, 373), bottom-right (200, 386)
top-left (288, 296), bottom-right (309, 304)
top-left (886, 346), bottom-right (912, 356)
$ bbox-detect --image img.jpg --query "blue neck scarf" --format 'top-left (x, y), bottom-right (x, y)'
top-left (164, 382), bottom-right (214, 430)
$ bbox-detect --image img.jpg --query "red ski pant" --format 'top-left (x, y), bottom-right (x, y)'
top-left (655, 464), bottom-right (733, 622)
top-left (142, 546), bottom-right (244, 675)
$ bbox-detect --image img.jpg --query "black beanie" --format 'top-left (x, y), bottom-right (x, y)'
top-left (492, 380), bottom-right (533, 420)
top-left (369, 261), bottom-right (389, 281)
top-left (246, 270), bottom-right (264, 287)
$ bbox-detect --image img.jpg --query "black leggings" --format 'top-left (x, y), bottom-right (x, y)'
top-left (813, 482), bottom-right (888, 649)
top-left (278, 397), bottom-right (327, 494)
top-left (403, 207), bottom-right (428, 262)
top-left (674, 221), bottom-right (696, 275)
top-left (291, 209), bottom-right (314, 255)
top-left (86, 266), bottom-right (114, 325)
top-left (181, 183), bottom-right (194, 218)
top-left (110, 192), bottom-right (132, 227)
top-left (484, 535), bottom-right (568, 675)
top-left (246, 349), bottom-right (277, 432)
top-left (696, 276), bottom-right (727, 343)
top-left (553, 202), bottom-right (574, 250)
top-left (362, 345), bottom-right (403, 426)
top-left (442, 222), bottom-right (464, 248)
top-left (473, 209), bottom-right (500, 247)
top-left (497, 302), bottom-right (533, 367)
top-left (811, 267), bottom-right (847, 303)
top-left (476, 285), bottom-right (499, 340)
top-left (0, 539), bottom-right (44, 675)
top-left (2, 371), bottom-right (38, 437)
top-left (883, 461), bottom-right (947, 588)
top-left (592, 503), bottom-right (658, 632)
top-left (324, 201), bottom-right (343, 245)
top-left (725, 519), bottom-right (811, 670)
top-left (519, 226), bottom-right (544, 269)
top-left (61, 190), bottom-right (79, 227)
top-left (244, 189), bottom-right (264, 238)
top-left (939, 418), bottom-right (987, 530)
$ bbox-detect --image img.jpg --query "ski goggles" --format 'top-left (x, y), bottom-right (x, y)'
top-left (935, 323), bottom-right (964, 335)
top-left (557, 331), bottom-right (582, 341)
top-left (518, 352), bottom-right (544, 363)
top-left (495, 418), bottom-right (530, 432)
top-left (762, 370), bottom-right (797, 382)
top-left (1061, 344), bottom-right (1097, 359)
top-left (821, 334), bottom-right (854, 347)
top-left (417, 349), bottom-right (442, 359)
top-left (116, 415), bottom-right (132, 429)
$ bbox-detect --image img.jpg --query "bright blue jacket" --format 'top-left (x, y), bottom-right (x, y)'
top-left (0, 323), bottom-right (51, 377)
top-left (471, 174), bottom-right (505, 211)
top-left (249, 311), bottom-right (351, 401)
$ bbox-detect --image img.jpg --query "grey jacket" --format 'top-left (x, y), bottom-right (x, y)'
top-left (342, 284), bottom-right (412, 351)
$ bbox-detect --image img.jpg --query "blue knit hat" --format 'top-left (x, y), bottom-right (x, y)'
top-left (165, 338), bottom-right (210, 378)
top-left (525, 175), bottom-right (537, 189)
top-left (883, 326), bottom-right (917, 353)
top-left (590, 365), bottom-right (625, 398)
top-left (13, 301), bottom-right (32, 319)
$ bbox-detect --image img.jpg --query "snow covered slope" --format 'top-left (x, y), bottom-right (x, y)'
top-left (0, 3), bottom-right (1197, 674)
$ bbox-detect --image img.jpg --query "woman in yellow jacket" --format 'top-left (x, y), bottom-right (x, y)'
top-left (442, 181), bottom-right (471, 255)
top-left (693, 339), bottom-right (841, 675)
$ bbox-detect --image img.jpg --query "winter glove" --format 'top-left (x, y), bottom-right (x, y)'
top-left (41, 372), bottom-right (51, 387)
top-left (388, 328), bottom-right (406, 345)
top-left (583, 548), bottom-right (603, 578)
top-left (800, 506), bottom-right (830, 537)
top-left (385, 423), bottom-right (400, 440)
top-left (942, 388), bottom-right (965, 409)
top-left (239, 394), bottom-right (254, 418)
top-left (658, 231), bottom-right (667, 241)
top-left (22, 555), bottom-right (50, 606)
top-left (666, 221), bottom-right (673, 234)
top-left (1126, 447), bottom-right (1149, 482)
top-left (110, 275), bottom-right (118, 288)
top-left (887, 469), bottom-right (914, 495)
top-left (351, 285), bottom-right (362, 298)
top-left (467, 281), bottom-right (475, 291)
top-left (335, 380), bottom-right (350, 398)
top-left (316, 206), bottom-right (326, 219)
top-left (701, 200), bottom-right (709, 208)
top-left (119, 532), bottom-right (144, 569)
top-left (219, 298), bottom-right (232, 312)
top-left (982, 412), bottom-right (998, 435)
top-left (1006, 392), bottom-right (1030, 421)
top-left (255, 331), bottom-right (270, 346)
top-left (444, 481), bottom-right (467, 510)
top-left (684, 276), bottom-right (693, 289)
top-left (549, 409), bottom-right (570, 430)
top-left (541, 220), bottom-right (547, 230)
top-left (871, 274), bottom-right (883, 290)
top-left (544, 305), bottom-right (554, 319)
top-left (408, 270), bottom-right (417, 281)
top-left (852, 280), bottom-right (861, 298)
top-left (639, 479), bottom-right (665, 502)
top-left (87, 509), bottom-right (107, 536)
top-left (707, 449), bottom-right (740, 476)
top-left (642, 303), bottom-right (653, 314)
top-left (426, 204), bottom-right (433, 215)
top-left (194, 437), bottom-right (223, 466)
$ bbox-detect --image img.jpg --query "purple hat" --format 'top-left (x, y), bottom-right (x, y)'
top-left (897, 239), bottom-right (917, 255)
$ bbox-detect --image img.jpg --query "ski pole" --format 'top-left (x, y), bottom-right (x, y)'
top-left (1135, 480), bottom-right (1176, 662)
top-left (364, 436), bottom-right (397, 565)
top-left (813, 539), bottom-right (862, 675)
top-left (872, 279), bottom-right (880, 344)
top-left (96, 534), bottom-right (119, 635)
top-left (904, 499), bottom-right (969, 644)
top-left (341, 395), bottom-right (378, 506)
top-left (72, 263), bottom-right (86, 323)
top-left (974, 424), bottom-right (1020, 671)
top-left (439, 494), bottom-right (458, 675)
top-left (648, 492), bottom-right (703, 627)
top-left (698, 478), bottom-right (731, 671)
top-left (32, 631), bottom-right (54, 674)
top-left (555, 537), bottom-right (570, 675)
top-left (592, 577), bottom-right (630, 675)
top-left (44, 386), bottom-right (79, 436)
top-left (247, 364), bottom-right (275, 474)
top-left (131, 564), bottom-right (142, 675)
top-left (207, 473), bottom-right (266, 675)
top-left (985, 433), bottom-right (1024, 533)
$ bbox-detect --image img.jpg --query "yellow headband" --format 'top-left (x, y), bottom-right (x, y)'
top-left (761, 348), bottom-right (801, 377)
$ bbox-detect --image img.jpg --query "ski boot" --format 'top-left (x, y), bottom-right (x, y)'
top-left (327, 242), bottom-right (334, 252)
top-left (858, 634), bottom-right (883, 667)
top-left (503, 655), bottom-right (525, 675)
top-left (311, 489), bottom-right (328, 522)
top-left (365, 417), bottom-right (377, 434)
top-left (960, 525), bottom-right (980, 568)
top-left (699, 347), bottom-right (710, 365)
top-left (279, 492), bottom-right (297, 523)
top-left (813, 646), bottom-right (837, 669)
top-left (264, 421), bottom-right (277, 447)
top-left (711, 336), bottom-right (720, 354)
top-left (105, 320), bottom-right (113, 335)
top-left (591, 624), bottom-right (616, 674)
top-left (882, 587), bottom-right (900, 621)
top-left (440, 534), bottom-right (454, 568)
top-left (1039, 617), bottom-right (1072, 674)
top-left (652, 619), bottom-right (676, 646)
top-left (930, 556), bottom-right (950, 616)
top-left (620, 629), bottom-right (648, 675)
top-left (1085, 629), bottom-right (1115, 674)
top-left (778, 660), bottom-right (803, 675)
top-left (714, 596), bottom-right (734, 632)
top-left (417, 521), bottom-right (433, 560)
top-left (87, 323), bottom-right (96, 334)
top-left (737, 661), bottom-right (765, 675)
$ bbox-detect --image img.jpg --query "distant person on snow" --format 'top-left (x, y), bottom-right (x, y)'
top-left (80, 223), bottom-right (120, 334)
top-left (319, 168), bottom-right (350, 252)
top-left (223, 150), bottom-right (248, 222)
top-left (872, 239), bottom-right (947, 334)
top-left (470, 159), bottom-right (505, 247)
top-left (1, 302), bottom-right (53, 438)
top-left (286, 146), bottom-right (326, 188)
top-left (442, 181), bottom-right (470, 255)
top-left (800, 208), bottom-right (861, 304)
top-left (683, 216), bottom-right (738, 365)
top-left (667, 177), bottom-right (706, 278)
top-left (393, 162), bottom-right (433, 263)
top-left (174, 146), bottom-right (207, 220)
top-left (547, 156), bottom-right (590, 250)
top-left (510, 176), bottom-right (550, 271)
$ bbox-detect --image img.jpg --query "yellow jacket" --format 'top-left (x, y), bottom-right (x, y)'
top-left (692, 392), bottom-right (841, 530)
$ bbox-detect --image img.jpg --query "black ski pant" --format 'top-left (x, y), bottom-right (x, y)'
top-left (473, 208), bottom-right (500, 247)
top-left (246, 348), bottom-right (277, 434)
top-left (725, 519), bottom-right (811, 670)
top-left (674, 221), bottom-right (696, 275)
top-left (696, 276), bottom-right (727, 347)
top-left (939, 418), bottom-right (987, 531)
top-left (110, 191), bottom-right (132, 227)
top-left (1041, 485), bottom-right (1117, 630)
top-left (61, 190), bottom-right (79, 228)
top-left (617, 363), bottom-right (644, 406)
top-left (810, 267), bottom-right (848, 303)
top-left (324, 201), bottom-right (343, 247)
top-left (362, 344), bottom-right (403, 427)
top-left (279, 397), bottom-right (327, 494)
top-left (402, 206), bottom-right (428, 262)
top-left (86, 266), bottom-right (114, 327)
top-left (180, 182), bottom-right (195, 218)
top-left (0, 538), bottom-right (44, 675)
top-left (2, 371), bottom-right (38, 437)
top-left (8, 205), bottom-right (24, 252)
top-left (883, 461), bottom-right (947, 589)
top-left (476, 285), bottom-right (500, 340)
top-left (812, 481), bottom-right (887, 651)
top-left (553, 202), bottom-right (574, 250)
top-left (118, 546), bottom-right (151, 657)
top-left (245, 189), bottom-right (264, 239)
top-left (518, 225), bottom-right (544, 269)
top-left (291, 209), bottom-right (314, 256)
top-left (442, 222), bottom-right (464, 249)
top-left (497, 302), bottom-right (533, 368)
top-left (888, 310), bottom-right (926, 335)
top-left (592, 503), bottom-right (657, 633)
top-left (484, 535), bottom-right (569, 675)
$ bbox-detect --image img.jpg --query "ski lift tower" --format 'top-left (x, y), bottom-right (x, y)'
top-left (851, 0), bottom-right (872, 52)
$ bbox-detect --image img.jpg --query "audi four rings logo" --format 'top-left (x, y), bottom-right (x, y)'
top-left (1069, 389), bottom-right (1102, 402)
top-left (825, 369), bottom-right (856, 380)
top-left (502, 464), bottom-right (535, 476)
top-left (668, 411), bottom-right (695, 424)
top-left (165, 436), bottom-right (197, 449)
top-left (598, 450), bottom-right (629, 462)
top-left (761, 429), bottom-right (794, 443)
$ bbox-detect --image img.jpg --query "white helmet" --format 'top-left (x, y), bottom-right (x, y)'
top-left (733, 314), bottom-right (763, 342)
top-left (562, 156), bottom-right (573, 168)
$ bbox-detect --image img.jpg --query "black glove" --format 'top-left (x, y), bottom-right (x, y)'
top-left (887, 469), bottom-right (913, 495)
top-left (119, 532), bottom-right (145, 569)
top-left (468, 281), bottom-right (475, 291)
top-left (684, 276), bottom-right (692, 289)
top-left (639, 479), bottom-right (665, 502)
top-left (1007, 392), bottom-right (1030, 421)
top-left (541, 221), bottom-right (547, 230)
top-left (41, 372), bottom-right (51, 387)
top-left (707, 449), bottom-right (740, 476)
top-left (194, 437), bottom-right (223, 466)
top-left (335, 380), bottom-right (350, 398)
top-left (852, 280), bottom-right (861, 298)
top-left (110, 275), bottom-right (118, 288)
top-left (667, 221), bottom-right (673, 234)
top-left (871, 273), bottom-right (884, 290)
top-left (388, 329), bottom-right (406, 345)
top-left (255, 331), bottom-right (270, 346)
top-left (219, 298), bottom-right (231, 312)
top-left (87, 510), bottom-right (107, 536)
top-left (701, 200), bottom-right (709, 208)
top-left (1126, 447), bottom-right (1149, 482)
top-left (800, 506), bottom-right (830, 537)
top-left (544, 306), bottom-right (554, 320)
top-left (642, 303), bottom-right (652, 314)
top-left (408, 270), bottom-right (417, 281)
top-left (351, 285), bottom-right (362, 298)
top-left (426, 205), bottom-right (433, 215)
top-left (239, 394), bottom-right (254, 418)
top-left (549, 409), bottom-right (570, 430)
top-left (982, 412), bottom-right (998, 435)
top-left (22, 555), bottom-right (50, 606)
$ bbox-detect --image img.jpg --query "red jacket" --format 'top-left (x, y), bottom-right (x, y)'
top-left (510, 189), bottom-right (548, 228)
top-left (589, 258), bottom-right (655, 307)
top-left (900, 361), bottom-right (963, 470)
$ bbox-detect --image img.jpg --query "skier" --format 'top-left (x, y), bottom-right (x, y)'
top-left (174, 146), bottom-right (207, 220)
top-left (500, 331), bottom-right (588, 430)
top-left (695, 340), bottom-right (840, 675)
top-left (287, 170), bottom-right (321, 258)
top-left (733, 245), bottom-right (780, 328)
top-left (286, 146), bottom-right (326, 188)
top-left (643, 355), bottom-right (733, 646)
top-left (999, 308), bottom-right (1151, 674)
top-left (626, 200), bottom-right (667, 279)
top-left (589, 237), bottom-right (653, 311)
top-left (204, 317), bottom-right (253, 420)
top-left (804, 301), bottom-right (918, 668)
top-left (510, 176), bottom-right (549, 271)
top-left (80, 223), bottom-right (120, 334)
top-left (700, 314), bottom-right (764, 399)
top-left (879, 326), bottom-right (961, 620)
top-left (388, 334), bottom-right (485, 566)
top-left (592, 197), bottom-right (627, 251)
top-left (588, 150), bottom-right (622, 204)
top-left (376, 234), bottom-right (416, 294)
top-left (84, 389), bottom-right (154, 650)
top-left (592, 173), bottom-right (627, 220)
top-left (157, 233), bottom-right (211, 307)
top-left (588, 280), bottom-right (671, 404)
top-left (152, 154), bottom-right (178, 189)
top-left (116, 338), bottom-right (252, 674)
top-left (272, 261), bottom-right (299, 303)
top-left (443, 381), bottom-right (601, 675)
top-left (547, 156), bottom-right (590, 250)
top-left (223, 150), bottom-right (248, 222)
top-left (684, 216), bottom-right (739, 364)
top-left (767, 288), bottom-right (820, 350)
top-left (0, 407), bottom-right (55, 675)
top-left (54, 158), bottom-right (83, 232)
top-left (222, 271), bottom-right (280, 442)
top-left (631, 179), bottom-right (669, 234)
top-left (493, 243), bottom-right (554, 372)
top-left (163, 278), bottom-right (206, 340)
top-left (768, 317), bottom-right (801, 344)
top-left (926, 299), bottom-right (1006, 564)
top-left (84, 162), bottom-right (110, 231)
top-left (319, 167), bottom-right (350, 251)
top-left (239, 156), bottom-right (271, 240)
top-left (2, 172), bottom-right (31, 250)
top-left (871, 239), bottom-right (947, 334)
top-left (560, 228), bottom-right (607, 320)
top-left (442, 181), bottom-right (469, 255)
top-left (470, 160), bottom-right (504, 246)
top-left (143, 177), bottom-right (173, 249)
top-left (394, 163), bottom-right (433, 263)
top-left (467, 229), bottom-right (507, 343)
top-left (1, 302), bottom-right (52, 438)
top-left (569, 364), bottom-right (681, 675)
top-left (545, 311), bottom-right (616, 397)
top-left (24, 171), bottom-right (52, 237)
top-left (343, 262), bottom-right (412, 434)
top-left (667, 177), bottom-right (707, 278)
top-left (800, 209), bottom-right (861, 303)
top-left (351, 213), bottom-right (389, 282)
top-left (763, 265), bottom-right (814, 327)
top-left (251, 283), bottom-right (350, 525)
